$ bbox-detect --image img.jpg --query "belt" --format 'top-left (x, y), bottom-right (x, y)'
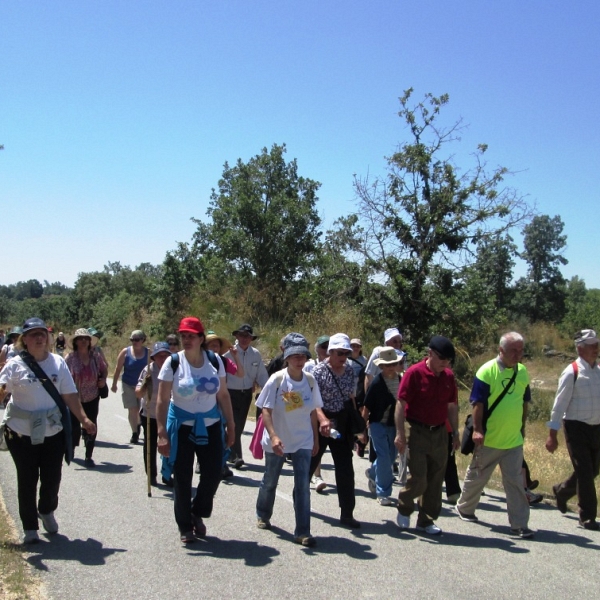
top-left (407, 419), bottom-right (445, 431)
top-left (228, 388), bottom-right (253, 394)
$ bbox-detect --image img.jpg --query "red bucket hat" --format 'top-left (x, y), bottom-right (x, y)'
top-left (178, 317), bottom-right (205, 335)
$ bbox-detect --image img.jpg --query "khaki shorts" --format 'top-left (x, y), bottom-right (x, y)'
top-left (121, 383), bottom-right (140, 410)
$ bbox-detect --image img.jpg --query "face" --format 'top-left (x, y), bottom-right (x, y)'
top-left (329, 348), bottom-right (351, 368)
top-left (578, 342), bottom-right (599, 365)
top-left (286, 354), bottom-right (308, 369)
top-left (180, 331), bottom-right (204, 351)
top-left (316, 343), bottom-right (329, 361)
top-left (499, 340), bottom-right (524, 368)
top-left (75, 336), bottom-right (90, 350)
top-left (168, 339), bottom-right (180, 352)
top-left (130, 335), bottom-right (145, 346)
top-left (23, 328), bottom-right (48, 351)
top-left (207, 339), bottom-right (221, 353)
top-left (380, 362), bottom-right (400, 377)
top-left (235, 332), bottom-right (253, 350)
top-left (153, 351), bottom-right (170, 368)
top-left (428, 349), bottom-right (451, 375)
top-left (386, 335), bottom-right (403, 350)
top-left (350, 343), bottom-right (362, 357)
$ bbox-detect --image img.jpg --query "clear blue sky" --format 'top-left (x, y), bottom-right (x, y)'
top-left (2, 1), bottom-right (598, 288)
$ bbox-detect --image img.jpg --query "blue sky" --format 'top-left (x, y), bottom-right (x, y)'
top-left (1, 1), bottom-right (598, 288)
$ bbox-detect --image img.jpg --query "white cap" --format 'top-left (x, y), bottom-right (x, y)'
top-left (384, 328), bottom-right (402, 343)
top-left (327, 333), bottom-right (352, 354)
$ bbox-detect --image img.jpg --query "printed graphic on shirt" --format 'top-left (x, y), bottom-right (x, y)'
top-left (178, 375), bottom-right (220, 397)
top-left (282, 390), bottom-right (304, 412)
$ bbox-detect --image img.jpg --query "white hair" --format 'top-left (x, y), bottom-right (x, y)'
top-left (499, 332), bottom-right (524, 350)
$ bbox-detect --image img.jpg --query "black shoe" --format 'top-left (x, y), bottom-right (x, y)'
top-left (233, 458), bottom-right (244, 470)
top-left (553, 484), bottom-right (568, 514)
top-left (84, 458), bottom-right (96, 468)
top-left (510, 527), bottom-right (534, 539)
top-left (130, 432), bottom-right (139, 444)
top-left (221, 465), bottom-right (234, 479)
top-left (579, 519), bottom-right (600, 531)
top-left (150, 478), bottom-right (158, 487)
top-left (162, 476), bottom-right (174, 487)
top-left (339, 516), bottom-right (361, 529)
top-left (528, 479), bottom-right (539, 491)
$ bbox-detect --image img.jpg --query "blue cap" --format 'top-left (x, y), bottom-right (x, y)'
top-left (22, 318), bottom-right (48, 334)
top-left (151, 341), bottom-right (171, 358)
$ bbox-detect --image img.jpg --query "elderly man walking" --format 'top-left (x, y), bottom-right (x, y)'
top-left (546, 329), bottom-right (600, 531)
top-left (394, 336), bottom-right (459, 535)
top-left (456, 332), bottom-right (533, 538)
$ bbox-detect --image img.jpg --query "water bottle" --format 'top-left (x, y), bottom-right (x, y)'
top-left (329, 428), bottom-right (341, 439)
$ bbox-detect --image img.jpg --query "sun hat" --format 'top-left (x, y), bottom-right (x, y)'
top-left (178, 317), bottom-right (205, 335)
top-left (384, 328), bottom-right (403, 343)
top-left (282, 333), bottom-right (312, 360)
top-left (327, 333), bottom-right (352, 354)
top-left (574, 329), bottom-right (599, 346)
top-left (374, 346), bottom-right (402, 366)
top-left (8, 326), bottom-right (23, 339)
top-left (21, 318), bottom-right (49, 334)
top-left (151, 341), bottom-right (171, 358)
top-left (69, 328), bottom-right (98, 349)
top-left (205, 331), bottom-right (230, 352)
top-left (350, 338), bottom-right (362, 347)
top-left (232, 324), bottom-right (258, 340)
top-left (428, 336), bottom-right (455, 361)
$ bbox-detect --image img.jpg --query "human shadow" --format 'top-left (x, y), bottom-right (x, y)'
top-left (93, 440), bottom-right (131, 450)
top-left (183, 536), bottom-right (279, 566)
top-left (70, 458), bottom-right (133, 474)
top-left (25, 534), bottom-right (126, 571)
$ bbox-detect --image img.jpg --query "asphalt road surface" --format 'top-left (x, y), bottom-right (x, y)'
top-left (1, 385), bottom-right (598, 600)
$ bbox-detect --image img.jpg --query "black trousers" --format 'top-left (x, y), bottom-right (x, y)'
top-left (445, 432), bottom-right (461, 497)
top-left (140, 415), bottom-right (158, 480)
top-left (70, 396), bottom-right (99, 459)
top-left (228, 389), bottom-right (253, 461)
top-left (5, 428), bottom-right (64, 530)
top-left (310, 410), bottom-right (356, 518)
top-left (173, 422), bottom-right (223, 533)
top-left (555, 419), bottom-right (600, 523)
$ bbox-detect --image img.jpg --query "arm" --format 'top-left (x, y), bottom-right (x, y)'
top-left (63, 392), bottom-right (96, 435)
top-left (110, 348), bottom-right (127, 392)
top-left (216, 378), bottom-right (235, 448)
top-left (310, 410), bottom-right (320, 456)
top-left (0, 346), bottom-right (7, 370)
top-left (472, 402), bottom-right (485, 447)
top-left (156, 380), bottom-right (172, 456)
top-left (546, 366), bottom-right (575, 453)
top-left (228, 346), bottom-right (245, 378)
top-left (315, 407), bottom-right (331, 437)
top-left (262, 407), bottom-right (284, 455)
top-left (447, 402), bottom-right (460, 451)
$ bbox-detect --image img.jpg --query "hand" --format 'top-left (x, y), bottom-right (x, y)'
top-left (545, 435), bottom-right (558, 453)
top-left (312, 438), bottom-right (319, 457)
top-left (81, 418), bottom-right (96, 436)
top-left (229, 346), bottom-right (238, 358)
top-left (271, 435), bottom-right (284, 456)
top-left (394, 433), bottom-right (406, 453)
top-left (110, 382), bottom-right (117, 393)
top-left (319, 420), bottom-right (331, 437)
top-left (225, 422), bottom-right (235, 448)
top-left (473, 430), bottom-right (485, 447)
top-left (157, 435), bottom-right (170, 457)
top-left (452, 433), bottom-right (461, 452)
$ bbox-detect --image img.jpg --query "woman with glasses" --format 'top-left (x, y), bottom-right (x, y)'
top-left (65, 328), bottom-right (108, 467)
top-left (111, 330), bottom-right (149, 444)
top-left (310, 333), bottom-right (361, 528)
top-left (156, 317), bottom-right (235, 544)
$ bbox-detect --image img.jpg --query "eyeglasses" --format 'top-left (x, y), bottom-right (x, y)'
top-left (332, 350), bottom-right (351, 357)
top-left (130, 338), bottom-right (143, 342)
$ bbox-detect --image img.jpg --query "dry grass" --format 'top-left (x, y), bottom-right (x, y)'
top-left (0, 491), bottom-right (45, 600)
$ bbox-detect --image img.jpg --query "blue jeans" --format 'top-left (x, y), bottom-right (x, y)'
top-left (367, 422), bottom-right (397, 498)
top-left (256, 448), bottom-right (312, 538)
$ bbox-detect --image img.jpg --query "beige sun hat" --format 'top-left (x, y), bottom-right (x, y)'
top-left (69, 328), bottom-right (99, 349)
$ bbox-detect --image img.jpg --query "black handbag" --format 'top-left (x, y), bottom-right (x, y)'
top-left (344, 400), bottom-right (367, 435)
top-left (19, 350), bottom-right (74, 464)
top-left (460, 367), bottom-right (518, 456)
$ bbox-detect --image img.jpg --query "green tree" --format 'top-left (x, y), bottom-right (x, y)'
top-left (193, 144), bottom-right (322, 293)
top-left (345, 89), bottom-right (531, 344)
top-left (513, 214), bottom-right (568, 322)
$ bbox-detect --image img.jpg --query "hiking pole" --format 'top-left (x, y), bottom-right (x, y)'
top-left (147, 404), bottom-right (152, 497)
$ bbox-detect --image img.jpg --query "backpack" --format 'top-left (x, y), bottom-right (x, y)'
top-left (348, 357), bottom-right (366, 407)
top-left (170, 350), bottom-right (219, 375)
top-left (272, 369), bottom-right (315, 394)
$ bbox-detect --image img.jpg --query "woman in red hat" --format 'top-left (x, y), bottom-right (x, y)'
top-left (156, 316), bottom-right (235, 544)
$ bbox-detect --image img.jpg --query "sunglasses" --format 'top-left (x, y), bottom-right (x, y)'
top-left (130, 338), bottom-right (144, 342)
top-left (332, 350), bottom-right (351, 357)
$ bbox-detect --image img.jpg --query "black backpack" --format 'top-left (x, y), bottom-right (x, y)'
top-left (170, 350), bottom-right (219, 375)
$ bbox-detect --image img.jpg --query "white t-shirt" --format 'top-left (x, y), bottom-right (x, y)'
top-left (255, 369), bottom-right (323, 454)
top-left (0, 353), bottom-right (77, 436)
top-left (158, 351), bottom-right (225, 426)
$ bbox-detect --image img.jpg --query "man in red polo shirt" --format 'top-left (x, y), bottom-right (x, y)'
top-left (394, 336), bottom-right (460, 535)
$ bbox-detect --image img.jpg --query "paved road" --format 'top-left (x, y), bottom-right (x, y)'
top-left (1, 386), bottom-right (598, 600)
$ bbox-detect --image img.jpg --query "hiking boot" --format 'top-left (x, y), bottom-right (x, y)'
top-left (553, 484), bottom-right (568, 513)
top-left (456, 507), bottom-right (478, 522)
top-left (257, 518), bottom-right (271, 530)
top-left (294, 535), bottom-right (316, 547)
top-left (39, 511), bottom-right (59, 534)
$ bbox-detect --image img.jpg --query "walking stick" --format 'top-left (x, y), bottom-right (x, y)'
top-left (147, 401), bottom-right (152, 498)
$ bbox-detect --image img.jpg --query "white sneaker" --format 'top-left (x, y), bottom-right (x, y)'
top-left (311, 475), bottom-right (327, 493)
top-left (396, 513), bottom-right (410, 529)
top-left (377, 496), bottom-right (393, 506)
top-left (39, 511), bottom-right (59, 534)
top-left (23, 530), bottom-right (40, 544)
top-left (416, 523), bottom-right (442, 535)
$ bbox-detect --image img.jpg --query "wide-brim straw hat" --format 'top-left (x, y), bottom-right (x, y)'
top-left (69, 328), bottom-right (99, 349)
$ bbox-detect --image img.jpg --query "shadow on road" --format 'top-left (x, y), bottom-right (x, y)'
top-left (25, 534), bottom-right (126, 571)
top-left (70, 458), bottom-right (133, 474)
top-left (183, 536), bottom-right (280, 566)
top-left (93, 440), bottom-right (132, 450)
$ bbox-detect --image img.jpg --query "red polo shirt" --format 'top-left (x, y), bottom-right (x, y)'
top-left (398, 358), bottom-right (458, 426)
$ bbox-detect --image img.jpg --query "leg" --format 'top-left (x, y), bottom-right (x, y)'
top-left (229, 389), bottom-right (253, 461)
top-left (417, 427), bottom-right (448, 526)
top-left (291, 449), bottom-right (312, 537)
top-left (457, 445), bottom-right (503, 516)
top-left (37, 431), bottom-right (65, 516)
top-left (397, 424), bottom-right (430, 517)
top-left (445, 431), bottom-right (461, 498)
top-left (141, 417), bottom-right (159, 480)
top-left (172, 425), bottom-right (196, 533)
top-left (498, 445), bottom-right (529, 529)
top-left (328, 435), bottom-right (356, 519)
top-left (256, 452), bottom-right (285, 522)
top-left (70, 410), bottom-right (82, 451)
top-left (369, 422), bottom-right (395, 498)
top-left (309, 434), bottom-right (328, 478)
top-left (82, 398), bottom-right (100, 459)
top-left (193, 422), bottom-right (224, 519)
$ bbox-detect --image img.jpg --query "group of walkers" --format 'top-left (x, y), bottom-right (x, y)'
top-left (1, 316), bottom-right (599, 547)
